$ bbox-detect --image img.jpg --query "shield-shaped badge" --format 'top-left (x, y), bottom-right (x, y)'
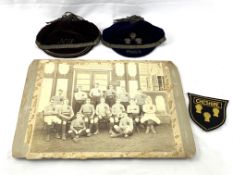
top-left (188, 93), bottom-right (228, 131)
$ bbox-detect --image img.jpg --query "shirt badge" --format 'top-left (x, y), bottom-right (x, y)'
top-left (188, 93), bottom-right (228, 131)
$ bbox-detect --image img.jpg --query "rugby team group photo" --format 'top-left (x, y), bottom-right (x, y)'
top-left (43, 83), bottom-right (162, 142)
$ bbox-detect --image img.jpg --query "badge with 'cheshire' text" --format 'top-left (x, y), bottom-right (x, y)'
top-left (188, 93), bottom-right (228, 131)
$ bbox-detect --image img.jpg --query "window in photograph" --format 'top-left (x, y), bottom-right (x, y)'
top-left (93, 73), bottom-right (109, 91)
top-left (116, 80), bottom-right (126, 93)
top-left (56, 79), bottom-right (68, 98)
top-left (127, 62), bottom-right (137, 77)
top-left (115, 63), bottom-right (125, 77)
top-left (44, 62), bottom-right (55, 74)
top-left (152, 75), bottom-right (159, 91)
top-left (38, 78), bottom-right (53, 112)
top-left (76, 73), bottom-right (91, 91)
top-left (139, 75), bottom-right (148, 91)
top-left (128, 80), bottom-right (138, 97)
top-left (58, 63), bottom-right (70, 75)
top-left (158, 76), bottom-right (165, 91)
top-left (155, 95), bottom-right (167, 114)
top-left (138, 63), bottom-right (148, 75)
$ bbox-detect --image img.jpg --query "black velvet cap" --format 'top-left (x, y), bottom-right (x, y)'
top-left (36, 12), bottom-right (101, 58)
top-left (102, 16), bottom-right (166, 57)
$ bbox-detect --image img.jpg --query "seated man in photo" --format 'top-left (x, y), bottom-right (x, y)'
top-left (95, 97), bottom-right (112, 134)
top-left (141, 97), bottom-right (161, 134)
top-left (110, 112), bottom-right (134, 138)
top-left (43, 98), bottom-right (62, 141)
top-left (127, 99), bottom-right (140, 133)
top-left (68, 113), bottom-right (91, 142)
top-left (58, 99), bottom-right (74, 140)
top-left (79, 98), bottom-right (95, 133)
top-left (110, 98), bottom-right (125, 134)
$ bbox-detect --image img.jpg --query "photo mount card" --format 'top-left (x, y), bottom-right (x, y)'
top-left (12, 60), bottom-right (195, 159)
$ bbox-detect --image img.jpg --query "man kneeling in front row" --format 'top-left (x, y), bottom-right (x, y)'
top-left (68, 113), bottom-right (91, 142)
top-left (110, 112), bottom-right (134, 138)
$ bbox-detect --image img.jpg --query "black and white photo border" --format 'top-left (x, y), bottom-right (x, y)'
top-left (24, 60), bottom-right (185, 159)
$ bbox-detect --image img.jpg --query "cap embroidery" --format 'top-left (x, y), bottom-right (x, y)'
top-left (124, 33), bottom-right (143, 45)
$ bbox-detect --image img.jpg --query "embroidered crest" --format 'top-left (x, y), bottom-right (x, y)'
top-left (124, 33), bottom-right (143, 44)
top-left (188, 93), bottom-right (228, 131)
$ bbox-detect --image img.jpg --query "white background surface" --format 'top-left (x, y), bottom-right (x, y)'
top-left (0, 0), bottom-right (232, 175)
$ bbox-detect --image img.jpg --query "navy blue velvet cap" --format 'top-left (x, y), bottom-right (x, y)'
top-left (36, 12), bottom-right (101, 58)
top-left (102, 16), bottom-right (166, 57)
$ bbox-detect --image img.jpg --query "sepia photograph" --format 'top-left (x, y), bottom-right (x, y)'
top-left (13, 60), bottom-right (195, 159)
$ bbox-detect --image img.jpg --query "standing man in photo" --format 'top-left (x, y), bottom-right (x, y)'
top-left (73, 86), bottom-right (87, 115)
top-left (117, 86), bottom-right (130, 109)
top-left (105, 84), bottom-right (116, 107)
top-left (51, 89), bottom-right (65, 106)
top-left (89, 83), bottom-right (102, 107)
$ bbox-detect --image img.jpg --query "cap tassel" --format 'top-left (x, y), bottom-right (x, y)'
top-left (46, 12), bottom-right (84, 24)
